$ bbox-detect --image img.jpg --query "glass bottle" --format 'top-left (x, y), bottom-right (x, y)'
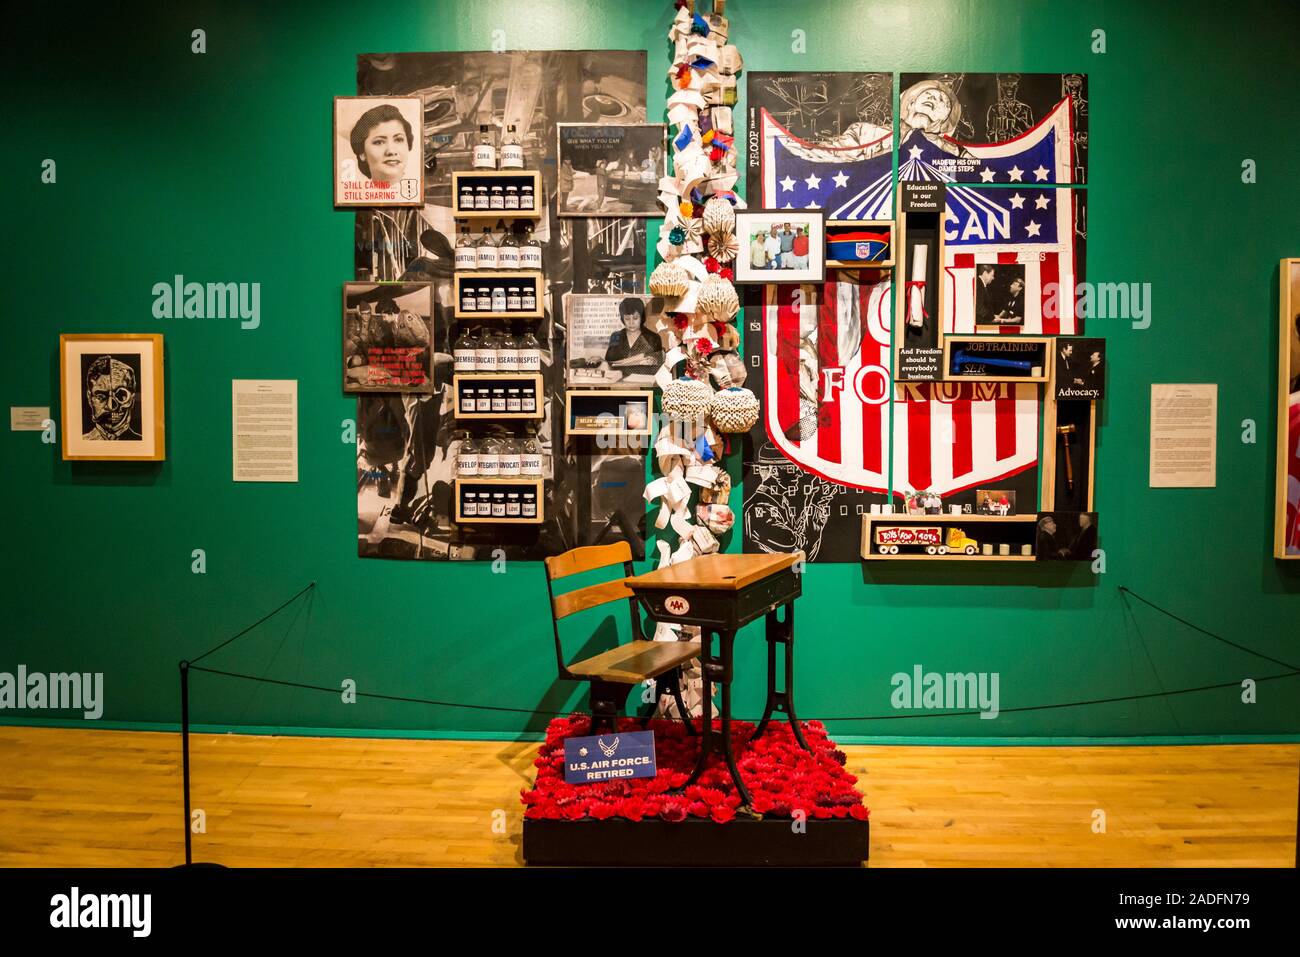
top-left (500, 124), bottom-right (524, 169)
top-left (506, 286), bottom-right (521, 312)
top-left (456, 432), bottom-right (479, 477)
top-left (473, 124), bottom-right (497, 169)
top-left (474, 184), bottom-right (490, 210)
top-left (490, 284), bottom-right (507, 314)
top-left (459, 282), bottom-right (477, 314)
top-left (521, 429), bottom-right (543, 476)
top-left (517, 326), bottom-right (541, 372)
top-left (497, 327), bottom-right (519, 373)
top-left (520, 183), bottom-right (535, 210)
top-left (458, 181), bottom-right (474, 212)
top-left (520, 283), bottom-right (537, 313)
top-left (497, 225), bottom-right (520, 270)
top-left (475, 224), bottom-right (498, 270)
top-left (477, 434), bottom-right (501, 478)
top-left (453, 327), bottom-right (478, 372)
top-left (519, 223), bottom-right (543, 271)
top-left (476, 327), bottom-right (499, 372)
top-left (499, 434), bottom-right (521, 477)
top-left (454, 223), bottom-right (477, 272)
top-left (475, 284), bottom-right (491, 312)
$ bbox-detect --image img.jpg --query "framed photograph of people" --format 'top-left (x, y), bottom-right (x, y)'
top-left (733, 210), bottom-right (826, 284)
top-left (555, 123), bottom-right (667, 217)
top-left (333, 96), bottom-right (425, 207)
top-left (59, 334), bottom-right (164, 461)
top-left (563, 294), bottom-right (666, 387)
top-left (1277, 258), bottom-right (1300, 558)
top-left (342, 282), bottom-right (434, 394)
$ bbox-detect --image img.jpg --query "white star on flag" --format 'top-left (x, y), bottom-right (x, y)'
top-left (779, 175), bottom-right (795, 192)
top-left (783, 202), bottom-right (793, 209)
top-left (807, 201), bottom-right (821, 209)
top-left (832, 170), bottom-right (850, 188)
top-left (1032, 165), bottom-right (1050, 181)
top-left (1009, 193), bottom-right (1025, 209)
top-left (1034, 193), bottom-right (1051, 209)
top-left (908, 145), bottom-right (923, 161)
top-left (1025, 221), bottom-right (1042, 238)
top-left (1007, 165), bottom-right (1024, 182)
top-left (803, 173), bottom-right (822, 190)
top-left (979, 167), bottom-right (995, 182)
top-left (579, 747), bottom-right (588, 756)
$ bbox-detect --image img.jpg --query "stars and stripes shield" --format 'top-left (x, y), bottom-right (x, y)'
top-left (899, 96), bottom-right (1075, 184)
top-left (892, 379), bottom-right (1040, 495)
top-left (764, 276), bottom-right (892, 492)
top-left (942, 185), bottom-right (1081, 335)
top-left (759, 108), bottom-right (894, 219)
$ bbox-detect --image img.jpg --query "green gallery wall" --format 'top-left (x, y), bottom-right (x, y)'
top-left (4, 0), bottom-right (1298, 744)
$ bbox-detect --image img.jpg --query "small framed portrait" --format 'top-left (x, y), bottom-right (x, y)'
top-left (1035, 511), bottom-right (1098, 562)
top-left (334, 96), bottom-right (425, 207)
top-left (556, 123), bottom-right (667, 217)
top-left (1054, 337), bottom-right (1106, 400)
top-left (974, 262), bottom-right (1027, 329)
top-left (60, 334), bottom-right (164, 461)
top-left (734, 210), bottom-right (826, 284)
top-left (975, 489), bottom-right (1016, 516)
top-left (564, 293), bottom-right (667, 387)
top-left (343, 282), bottom-right (434, 394)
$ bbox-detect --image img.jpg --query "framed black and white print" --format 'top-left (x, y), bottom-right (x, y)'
top-left (733, 210), bottom-right (826, 284)
top-left (334, 96), bottom-right (425, 207)
top-left (342, 282), bottom-right (434, 394)
top-left (60, 334), bottom-right (165, 461)
top-left (556, 123), bottom-right (667, 217)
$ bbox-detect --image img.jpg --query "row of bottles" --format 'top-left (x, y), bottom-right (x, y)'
top-left (462, 487), bottom-right (538, 520)
top-left (460, 284), bottom-right (537, 314)
top-left (457, 381), bottom-right (540, 416)
top-left (454, 222), bottom-right (543, 272)
top-left (458, 181), bottom-right (536, 212)
top-left (456, 429), bottom-right (544, 479)
top-left (454, 326), bottom-right (541, 373)
top-left (472, 124), bottom-right (525, 171)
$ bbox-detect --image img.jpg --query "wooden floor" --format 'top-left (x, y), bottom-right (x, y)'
top-left (0, 727), bottom-right (1294, 867)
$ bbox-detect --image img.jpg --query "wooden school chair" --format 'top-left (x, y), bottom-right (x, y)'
top-left (544, 542), bottom-right (698, 735)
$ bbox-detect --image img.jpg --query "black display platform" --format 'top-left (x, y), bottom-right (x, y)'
top-left (523, 816), bottom-right (869, 867)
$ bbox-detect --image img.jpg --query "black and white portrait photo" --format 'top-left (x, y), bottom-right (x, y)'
top-left (1054, 337), bottom-right (1106, 400)
top-left (343, 282), bottom-right (434, 394)
top-left (565, 294), bottom-right (665, 386)
top-left (1035, 511), bottom-right (1098, 561)
top-left (974, 262), bottom-right (1027, 327)
top-left (60, 334), bottom-right (164, 461)
top-left (334, 96), bottom-right (426, 207)
top-left (556, 123), bottom-right (666, 216)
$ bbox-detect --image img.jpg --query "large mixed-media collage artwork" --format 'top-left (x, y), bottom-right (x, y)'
top-left (352, 51), bottom-right (651, 560)
top-left (743, 72), bottom-right (1090, 562)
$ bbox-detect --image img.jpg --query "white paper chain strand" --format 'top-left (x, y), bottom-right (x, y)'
top-left (648, 1), bottom-right (746, 719)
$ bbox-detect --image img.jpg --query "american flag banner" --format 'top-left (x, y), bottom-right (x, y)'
top-left (764, 276), bottom-right (893, 492)
top-left (759, 108), bottom-right (894, 219)
top-left (898, 96), bottom-right (1075, 184)
top-left (892, 379), bottom-right (1040, 495)
top-left (942, 184), bottom-right (1081, 335)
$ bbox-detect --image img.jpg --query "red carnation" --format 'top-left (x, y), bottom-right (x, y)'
top-left (750, 792), bottom-right (775, 814)
top-left (697, 787), bottom-right (726, 807)
top-left (704, 256), bottom-right (720, 274)
top-left (710, 805), bottom-right (737, 824)
top-left (562, 803), bottom-right (586, 821)
top-left (687, 801), bottom-right (709, 818)
top-left (524, 805), bottom-right (545, 820)
top-left (618, 798), bottom-right (646, 822)
top-left (660, 801), bottom-right (688, 823)
top-left (849, 804), bottom-right (871, 820)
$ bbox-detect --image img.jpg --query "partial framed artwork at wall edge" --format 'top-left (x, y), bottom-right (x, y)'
top-left (333, 96), bottom-right (425, 208)
top-left (1277, 258), bottom-right (1300, 559)
top-left (59, 334), bottom-right (165, 462)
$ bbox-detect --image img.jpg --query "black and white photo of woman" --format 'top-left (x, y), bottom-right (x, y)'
top-left (600, 297), bottom-right (663, 380)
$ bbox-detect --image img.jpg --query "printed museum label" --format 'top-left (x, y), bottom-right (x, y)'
top-left (232, 379), bottom-right (298, 483)
top-left (1149, 383), bottom-right (1217, 488)
top-left (10, 407), bottom-right (49, 431)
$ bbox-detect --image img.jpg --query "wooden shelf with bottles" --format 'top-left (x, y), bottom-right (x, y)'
top-left (452, 373), bottom-right (544, 420)
top-left (451, 170), bottom-right (543, 219)
top-left (453, 271), bottom-right (544, 319)
top-left (454, 477), bottom-right (544, 524)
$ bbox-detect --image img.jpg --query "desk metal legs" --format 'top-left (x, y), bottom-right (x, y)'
top-left (674, 627), bottom-right (753, 806)
top-left (751, 601), bottom-right (811, 752)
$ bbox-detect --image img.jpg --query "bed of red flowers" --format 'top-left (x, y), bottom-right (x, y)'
top-left (521, 714), bottom-right (870, 824)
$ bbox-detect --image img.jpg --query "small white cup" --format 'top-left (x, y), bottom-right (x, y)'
top-left (882, 504), bottom-right (894, 515)
top-left (998, 544), bottom-right (1010, 556)
top-left (1021, 544), bottom-right (1033, 556)
top-left (981, 544), bottom-right (993, 556)
top-left (870, 504), bottom-right (881, 515)
top-left (949, 504), bottom-right (961, 515)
